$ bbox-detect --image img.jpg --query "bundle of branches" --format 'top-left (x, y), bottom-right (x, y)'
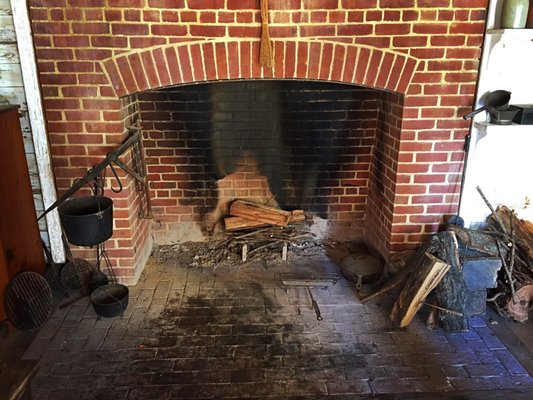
top-left (228, 225), bottom-right (314, 258)
top-left (482, 200), bottom-right (533, 322)
top-left (200, 225), bottom-right (316, 268)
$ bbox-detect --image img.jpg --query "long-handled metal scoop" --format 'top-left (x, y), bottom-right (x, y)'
top-left (280, 273), bottom-right (339, 321)
top-left (306, 286), bottom-right (323, 321)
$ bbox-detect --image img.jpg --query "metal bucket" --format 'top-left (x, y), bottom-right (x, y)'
top-left (58, 196), bottom-right (113, 246)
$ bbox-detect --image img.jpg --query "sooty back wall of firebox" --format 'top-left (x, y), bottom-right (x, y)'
top-left (140, 80), bottom-right (380, 219)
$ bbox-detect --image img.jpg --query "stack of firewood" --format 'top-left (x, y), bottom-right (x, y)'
top-left (224, 199), bottom-right (305, 231)
top-left (366, 201), bottom-right (533, 331)
top-left (214, 199), bottom-right (310, 263)
top-left (484, 206), bottom-right (533, 322)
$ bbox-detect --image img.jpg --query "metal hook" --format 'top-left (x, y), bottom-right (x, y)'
top-left (108, 162), bottom-right (123, 193)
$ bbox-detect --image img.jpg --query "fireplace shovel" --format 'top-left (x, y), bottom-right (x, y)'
top-left (281, 273), bottom-right (340, 321)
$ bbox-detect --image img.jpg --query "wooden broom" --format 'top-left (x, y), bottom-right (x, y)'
top-left (260, 0), bottom-right (272, 68)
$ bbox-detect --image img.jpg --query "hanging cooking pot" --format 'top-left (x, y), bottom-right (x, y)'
top-left (463, 90), bottom-right (511, 120)
top-left (58, 196), bottom-right (113, 246)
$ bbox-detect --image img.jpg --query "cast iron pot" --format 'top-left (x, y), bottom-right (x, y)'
top-left (91, 283), bottom-right (129, 318)
top-left (463, 90), bottom-right (511, 120)
top-left (487, 105), bottom-right (520, 125)
top-left (58, 196), bottom-right (113, 246)
top-left (340, 252), bottom-right (383, 290)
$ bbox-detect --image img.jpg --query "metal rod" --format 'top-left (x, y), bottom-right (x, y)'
top-left (37, 133), bottom-right (140, 220)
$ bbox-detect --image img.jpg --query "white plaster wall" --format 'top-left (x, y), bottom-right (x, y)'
top-left (460, 0), bottom-right (533, 226)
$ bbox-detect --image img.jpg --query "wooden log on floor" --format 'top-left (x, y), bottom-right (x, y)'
top-left (224, 216), bottom-right (269, 232)
top-left (230, 200), bottom-right (291, 227)
top-left (431, 230), bottom-right (470, 332)
top-left (390, 251), bottom-right (450, 328)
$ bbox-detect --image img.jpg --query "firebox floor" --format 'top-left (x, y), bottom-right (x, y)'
top-left (17, 248), bottom-right (533, 399)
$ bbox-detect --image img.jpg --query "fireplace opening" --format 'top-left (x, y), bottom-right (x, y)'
top-left (132, 80), bottom-right (403, 257)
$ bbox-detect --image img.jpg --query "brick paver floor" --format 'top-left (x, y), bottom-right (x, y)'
top-left (24, 250), bottom-right (533, 399)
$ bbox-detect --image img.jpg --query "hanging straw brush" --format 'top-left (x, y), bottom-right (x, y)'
top-left (260, 0), bottom-right (272, 68)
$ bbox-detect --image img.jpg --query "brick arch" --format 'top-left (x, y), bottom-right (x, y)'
top-left (102, 39), bottom-right (419, 98)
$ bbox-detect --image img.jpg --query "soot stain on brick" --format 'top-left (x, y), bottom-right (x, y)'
top-left (139, 80), bottom-right (385, 222)
top-left (150, 281), bottom-right (372, 375)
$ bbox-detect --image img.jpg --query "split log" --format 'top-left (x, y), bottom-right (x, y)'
top-left (230, 200), bottom-right (291, 227)
top-left (362, 245), bottom-right (429, 303)
top-left (289, 210), bottom-right (306, 223)
top-left (224, 216), bottom-right (269, 232)
top-left (431, 231), bottom-right (470, 332)
top-left (390, 251), bottom-right (450, 328)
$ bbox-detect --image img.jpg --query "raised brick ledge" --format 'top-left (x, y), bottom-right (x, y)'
top-left (100, 39), bottom-right (420, 98)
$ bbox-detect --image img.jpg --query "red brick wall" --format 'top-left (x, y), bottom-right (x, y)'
top-left (29, 0), bottom-right (487, 280)
top-left (366, 91), bottom-right (404, 256)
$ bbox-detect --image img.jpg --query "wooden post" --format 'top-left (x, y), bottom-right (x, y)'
top-left (10, 0), bottom-right (65, 262)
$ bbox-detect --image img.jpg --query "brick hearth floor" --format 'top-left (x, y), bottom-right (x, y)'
top-left (24, 252), bottom-right (533, 399)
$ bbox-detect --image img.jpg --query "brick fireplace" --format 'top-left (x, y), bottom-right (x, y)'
top-left (136, 81), bottom-right (401, 244)
top-left (29, 1), bottom-right (487, 284)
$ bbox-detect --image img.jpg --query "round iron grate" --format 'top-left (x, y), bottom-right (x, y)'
top-left (4, 272), bottom-right (53, 331)
top-left (60, 259), bottom-right (93, 291)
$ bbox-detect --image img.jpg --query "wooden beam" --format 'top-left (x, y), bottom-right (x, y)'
top-left (10, 0), bottom-right (65, 262)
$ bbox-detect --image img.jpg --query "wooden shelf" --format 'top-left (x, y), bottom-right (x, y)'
top-left (487, 28), bottom-right (533, 34)
top-left (473, 121), bottom-right (533, 133)
top-left (486, 28), bottom-right (533, 38)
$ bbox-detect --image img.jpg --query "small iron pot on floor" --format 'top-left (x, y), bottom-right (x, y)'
top-left (91, 284), bottom-right (129, 318)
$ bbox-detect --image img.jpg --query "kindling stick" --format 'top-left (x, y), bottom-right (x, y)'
top-left (421, 302), bottom-right (463, 317)
top-left (476, 185), bottom-right (509, 235)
